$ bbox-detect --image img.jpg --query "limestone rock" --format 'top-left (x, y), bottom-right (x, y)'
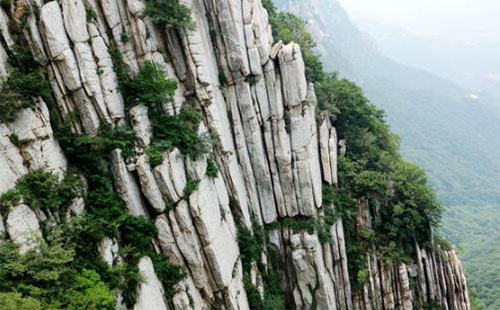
top-left (6, 204), bottom-right (42, 254)
top-left (110, 149), bottom-right (146, 216)
top-left (134, 256), bottom-right (168, 310)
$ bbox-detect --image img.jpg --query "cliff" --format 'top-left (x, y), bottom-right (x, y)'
top-left (0, 0), bottom-right (469, 309)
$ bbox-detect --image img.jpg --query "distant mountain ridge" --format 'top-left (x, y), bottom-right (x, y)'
top-left (276, 0), bottom-right (500, 207)
top-left (276, 0), bottom-right (500, 308)
top-left (355, 19), bottom-right (500, 94)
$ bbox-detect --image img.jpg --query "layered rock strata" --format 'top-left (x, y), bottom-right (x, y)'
top-left (0, 0), bottom-right (469, 309)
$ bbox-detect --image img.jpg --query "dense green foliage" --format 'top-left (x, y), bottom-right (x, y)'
top-left (266, 0), bottom-right (445, 289)
top-left (0, 233), bottom-right (115, 309)
top-left (0, 45), bottom-right (51, 122)
top-left (236, 219), bottom-right (286, 310)
top-left (322, 61), bottom-right (443, 287)
top-left (121, 61), bottom-right (177, 109)
top-left (0, 169), bottom-right (83, 218)
top-left (274, 0), bottom-right (500, 306)
top-left (144, 0), bottom-right (194, 30)
top-left (110, 54), bottom-right (213, 167)
top-left (148, 106), bottom-right (212, 163)
top-left (0, 292), bottom-right (41, 310)
top-left (206, 155), bottom-right (219, 178)
top-left (444, 204), bottom-right (500, 309)
top-left (0, 39), bottom-right (185, 308)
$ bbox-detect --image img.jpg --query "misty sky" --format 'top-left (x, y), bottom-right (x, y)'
top-left (337, 0), bottom-right (500, 37)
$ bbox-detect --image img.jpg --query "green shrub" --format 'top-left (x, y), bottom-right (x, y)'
top-left (120, 32), bottom-right (130, 43)
top-left (218, 72), bottom-right (228, 87)
top-left (206, 155), bottom-right (219, 178)
top-left (85, 6), bottom-right (97, 22)
top-left (0, 45), bottom-right (52, 123)
top-left (67, 269), bottom-right (116, 309)
top-left (144, 0), bottom-right (195, 30)
top-left (239, 220), bottom-right (285, 310)
top-left (151, 106), bottom-right (213, 161)
top-left (0, 292), bottom-right (41, 310)
top-left (433, 233), bottom-right (453, 252)
top-left (150, 253), bottom-right (185, 298)
top-left (244, 276), bottom-right (263, 310)
top-left (0, 67), bottom-right (51, 122)
top-left (237, 225), bottom-right (263, 273)
top-left (357, 270), bottom-right (367, 285)
top-left (0, 169), bottom-right (84, 217)
top-left (322, 184), bottom-right (335, 205)
top-left (54, 120), bottom-right (185, 308)
top-left (145, 144), bottom-right (166, 167)
top-left (8, 133), bottom-right (19, 146)
top-left (0, 236), bottom-right (115, 309)
top-left (121, 61), bottom-right (177, 110)
top-left (55, 124), bottom-right (136, 164)
top-left (184, 179), bottom-right (199, 198)
top-left (112, 59), bottom-right (214, 163)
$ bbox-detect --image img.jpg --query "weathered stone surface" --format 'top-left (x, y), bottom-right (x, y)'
top-left (279, 43), bottom-right (307, 108)
top-left (110, 149), bottom-right (146, 216)
top-left (62, 0), bottom-right (90, 44)
top-left (129, 105), bottom-right (152, 147)
top-left (98, 237), bottom-right (119, 266)
top-left (136, 155), bottom-right (166, 214)
top-left (0, 213), bottom-right (5, 240)
top-left (153, 149), bottom-right (187, 205)
top-left (90, 26), bottom-right (125, 121)
top-left (7, 101), bottom-right (67, 175)
top-left (0, 125), bottom-right (27, 194)
top-left (41, 2), bottom-right (82, 92)
top-left (6, 204), bottom-right (42, 254)
top-left (74, 42), bottom-right (112, 125)
top-left (189, 177), bottom-right (239, 288)
top-left (134, 256), bottom-right (168, 310)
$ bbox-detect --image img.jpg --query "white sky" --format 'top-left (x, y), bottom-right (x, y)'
top-left (337, 0), bottom-right (500, 36)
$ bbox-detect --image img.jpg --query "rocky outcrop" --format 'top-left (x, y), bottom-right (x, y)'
top-left (0, 0), bottom-right (469, 309)
top-left (5, 204), bottom-right (42, 254)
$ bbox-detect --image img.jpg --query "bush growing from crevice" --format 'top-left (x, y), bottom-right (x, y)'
top-left (265, 213), bottom-right (337, 244)
top-left (322, 184), bottom-right (335, 205)
top-left (184, 178), bottom-right (199, 198)
top-left (150, 106), bottom-right (213, 162)
top-left (85, 6), bottom-right (97, 22)
top-left (206, 154), bottom-right (219, 178)
top-left (0, 233), bottom-right (116, 309)
top-left (237, 218), bottom-right (286, 310)
top-left (120, 61), bottom-right (177, 110)
top-left (8, 133), bottom-right (20, 146)
top-left (109, 54), bottom-right (215, 166)
top-left (237, 224), bottom-right (264, 273)
top-left (0, 168), bottom-right (84, 218)
top-left (0, 45), bottom-right (51, 123)
top-left (144, 0), bottom-right (195, 31)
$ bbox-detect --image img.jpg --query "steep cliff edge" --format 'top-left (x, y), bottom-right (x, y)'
top-left (0, 0), bottom-right (469, 309)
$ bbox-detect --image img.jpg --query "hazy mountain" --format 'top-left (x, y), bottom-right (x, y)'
top-left (356, 19), bottom-right (500, 98)
top-left (276, 0), bottom-right (500, 307)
